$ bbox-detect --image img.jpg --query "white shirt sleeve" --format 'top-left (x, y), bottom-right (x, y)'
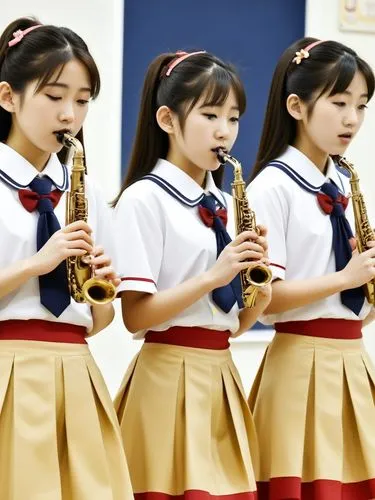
top-left (246, 171), bottom-right (289, 280)
top-left (114, 186), bottom-right (163, 294)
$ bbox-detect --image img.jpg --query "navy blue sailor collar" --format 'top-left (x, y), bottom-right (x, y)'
top-left (267, 145), bottom-right (346, 194)
top-left (0, 142), bottom-right (69, 191)
top-left (143, 158), bottom-right (227, 208)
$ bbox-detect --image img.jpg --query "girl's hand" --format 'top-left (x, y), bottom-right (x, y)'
top-left (88, 245), bottom-right (121, 287)
top-left (206, 230), bottom-right (268, 289)
top-left (341, 243), bottom-right (375, 289)
top-left (28, 220), bottom-right (93, 276)
top-left (255, 224), bottom-right (268, 254)
top-left (255, 224), bottom-right (270, 266)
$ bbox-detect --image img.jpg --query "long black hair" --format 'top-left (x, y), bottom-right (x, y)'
top-left (112, 51), bottom-right (246, 207)
top-left (0, 16), bottom-right (100, 163)
top-left (250, 37), bottom-right (375, 181)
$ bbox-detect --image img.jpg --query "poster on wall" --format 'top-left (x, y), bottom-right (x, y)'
top-left (340, 0), bottom-right (375, 32)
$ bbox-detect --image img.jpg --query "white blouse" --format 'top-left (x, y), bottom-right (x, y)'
top-left (247, 145), bottom-right (371, 325)
top-left (114, 159), bottom-right (240, 338)
top-left (0, 142), bottom-right (116, 330)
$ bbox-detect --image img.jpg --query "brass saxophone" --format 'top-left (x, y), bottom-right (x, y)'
top-left (56, 132), bottom-right (116, 305)
top-left (216, 148), bottom-right (272, 307)
top-left (336, 156), bottom-right (375, 304)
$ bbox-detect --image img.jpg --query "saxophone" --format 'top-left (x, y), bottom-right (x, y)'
top-left (336, 156), bottom-right (375, 304)
top-left (216, 148), bottom-right (272, 307)
top-left (56, 132), bottom-right (116, 305)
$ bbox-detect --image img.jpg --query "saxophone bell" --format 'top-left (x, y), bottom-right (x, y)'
top-left (81, 278), bottom-right (117, 305)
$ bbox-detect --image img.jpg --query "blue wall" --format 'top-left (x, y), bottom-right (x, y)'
top-left (121, 0), bottom-right (306, 190)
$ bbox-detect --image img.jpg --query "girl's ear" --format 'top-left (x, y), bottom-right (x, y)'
top-left (286, 93), bottom-right (305, 121)
top-left (156, 105), bottom-right (175, 135)
top-left (0, 82), bottom-right (16, 113)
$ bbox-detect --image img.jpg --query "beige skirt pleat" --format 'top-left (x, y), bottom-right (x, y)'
top-left (115, 342), bottom-right (258, 499)
top-left (0, 340), bottom-right (133, 500)
top-left (249, 332), bottom-right (375, 500)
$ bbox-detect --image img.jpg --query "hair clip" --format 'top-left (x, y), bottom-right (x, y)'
top-left (292, 40), bottom-right (327, 65)
top-left (292, 49), bottom-right (310, 65)
top-left (8, 25), bottom-right (42, 48)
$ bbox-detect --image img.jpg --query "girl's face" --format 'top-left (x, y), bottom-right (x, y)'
top-left (295, 70), bottom-right (368, 162)
top-left (167, 87), bottom-right (240, 181)
top-left (8, 58), bottom-right (91, 158)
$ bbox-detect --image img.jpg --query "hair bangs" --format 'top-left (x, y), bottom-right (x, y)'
top-left (35, 52), bottom-right (71, 92)
top-left (315, 53), bottom-right (374, 103)
top-left (358, 58), bottom-right (375, 100)
top-left (34, 48), bottom-right (100, 98)
top-left (319, 54), bottom-right (358, 98)
top-left (199, 66), bottom-right (246, 114)
top-left (183, 66), bottom-right (246, 120)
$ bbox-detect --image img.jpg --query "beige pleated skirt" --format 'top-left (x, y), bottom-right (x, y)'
top-left (115, 341), bottom-right (258, 500)
top-left (0, 338), bottom-right (133, 500)
top-left (249, 331), bottom-right (375, 500)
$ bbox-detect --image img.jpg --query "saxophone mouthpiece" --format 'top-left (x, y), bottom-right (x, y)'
top-left (213, 147), bottom-right (228, 165)
top-left (54, 130), bottom-right (73, 147)
top-left (55, 132), bottom-right (65, 144)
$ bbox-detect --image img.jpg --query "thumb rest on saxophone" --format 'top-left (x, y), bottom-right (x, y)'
top-left (336, 156), bottom-right (375, 305)
top-left (56, 132), bottom-right (116, 305)
top-left (216, 148), bottom-right (272, 308)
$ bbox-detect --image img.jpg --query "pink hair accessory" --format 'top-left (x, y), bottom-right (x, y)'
top-left (292, 40), bottom-right (326, 65)
top-left (8, 25), bottom-right (42, 48)
top-left (166, 50), bottom-right (206, 76)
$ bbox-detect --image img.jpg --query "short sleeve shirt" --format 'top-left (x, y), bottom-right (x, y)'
top-left (246, 145), bottom-right (371, 325)
top-left (0, 142), bottom-right (116, 330)
top-left (114, 159), bottom-right (240, 338)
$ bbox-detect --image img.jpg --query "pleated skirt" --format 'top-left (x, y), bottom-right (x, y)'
top-left (249, 326), bottom-right (375, 500)
top-left (0, 334), bottom-right (133, 500)
top-left (115, 338), bottom-right (258, 500)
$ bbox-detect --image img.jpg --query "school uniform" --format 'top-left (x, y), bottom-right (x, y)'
top-left (0, 142), bottom-right (133, 500)
top-left (246, 145), bottom-right (375, 500)
top-left (114, 158), bottom-right (258, 500)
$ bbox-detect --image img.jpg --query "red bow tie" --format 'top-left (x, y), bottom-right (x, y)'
top-left (18, 189), bottom-right (63, 212)
top-left (317, 192), bottom-right (349, 215)
top-left (198, 205), bottom-right (228, 228)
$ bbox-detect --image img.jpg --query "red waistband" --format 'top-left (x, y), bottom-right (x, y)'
top-left (274, 319), bottom-right (362, 339)
top-left (0, 320), bottom-right (87, 344)
top-left (144, 326), bottom-right (230, 349)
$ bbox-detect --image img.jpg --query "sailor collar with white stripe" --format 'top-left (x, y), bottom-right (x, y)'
top-left (143, 158), bottom-right (227, 207)
top-left (0, 142), bottom-right (68, 190)
top-left (267, 145), bottom-right (346, 194)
